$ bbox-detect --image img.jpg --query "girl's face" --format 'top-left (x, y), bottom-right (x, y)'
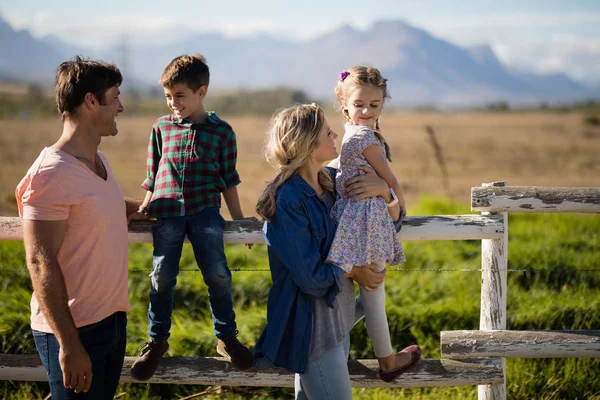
top-left (311, 118), bottom-right (339, 163)
top-left (345, 85), bottom-right (384, 129)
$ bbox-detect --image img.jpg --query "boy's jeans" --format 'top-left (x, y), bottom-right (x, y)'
top-left (32, 311), bottom-right (127, 400)
top-left (148, 207), bottom-right (236, 342)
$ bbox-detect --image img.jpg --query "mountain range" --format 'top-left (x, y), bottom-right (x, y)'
top-left (1, 16), bottom-right (598, 107)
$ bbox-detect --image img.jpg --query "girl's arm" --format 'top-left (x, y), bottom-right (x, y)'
top-left (362, 145), bottom-right (407, 219)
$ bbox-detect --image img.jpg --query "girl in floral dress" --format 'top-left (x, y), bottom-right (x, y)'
top-left (327, 66), bottom-right (420, 382)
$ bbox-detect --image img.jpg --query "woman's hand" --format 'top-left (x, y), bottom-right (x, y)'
top-left (346, 265), bottom-right (386, 291)
top-left (344, 165), bottom-right (391, 201)
top-left (344, 165), bottom-right (407, 218)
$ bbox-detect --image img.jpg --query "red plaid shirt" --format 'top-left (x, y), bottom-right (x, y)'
top-left (142, 112), bottom-right (240, 219)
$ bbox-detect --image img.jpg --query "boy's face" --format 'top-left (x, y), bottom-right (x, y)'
top-left (164, 83), bottom-right (206, 122)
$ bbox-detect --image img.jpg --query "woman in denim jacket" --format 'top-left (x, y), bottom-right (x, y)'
top-left (254, 104), bottom-right (405, 399)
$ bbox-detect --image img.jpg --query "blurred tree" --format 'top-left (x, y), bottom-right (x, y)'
top-left (583, 114), bottom-right (600, 126)
top-left (206, 87), bottom-right (311, 115)
top-left (27, 83), bottom-right (44, 106)
top-left (486, 101), bottom-right (510, 112)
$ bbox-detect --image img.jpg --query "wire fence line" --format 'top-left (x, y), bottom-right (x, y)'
top-left (2, 265), bottom-right (599, 274)
top-left (2, 249), bottom-right (598, 274)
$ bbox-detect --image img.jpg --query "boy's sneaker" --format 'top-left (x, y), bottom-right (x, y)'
top-left (216, 332), bottom-right (253, 370)
top-left (131, 340), bottom-right (169, 381)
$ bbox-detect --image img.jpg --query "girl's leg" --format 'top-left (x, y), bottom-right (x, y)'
top-left (359, 260), bottom-right (393, 358)
top-left (295, 335), bottom-right (352, 400)
top-left (360, 261), bottom-right (414, 372)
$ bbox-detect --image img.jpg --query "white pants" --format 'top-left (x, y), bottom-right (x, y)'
top-left (359, 260), bottom-right (393, 358)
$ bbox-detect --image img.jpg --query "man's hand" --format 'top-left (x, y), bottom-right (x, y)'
top-left (127, 210), bottom-right (150, 225)
top-left (60, 341), bottom-right (92, 393)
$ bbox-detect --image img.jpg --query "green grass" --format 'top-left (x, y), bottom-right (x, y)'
top-left (1, 197), bottom-right (599, 399)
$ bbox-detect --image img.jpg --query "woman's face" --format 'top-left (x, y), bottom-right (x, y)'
top-left (310, 118), bottom-right (339, 163)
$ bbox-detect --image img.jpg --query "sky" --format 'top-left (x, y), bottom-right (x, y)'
top-left (2, 0), bottom-right (600, 84)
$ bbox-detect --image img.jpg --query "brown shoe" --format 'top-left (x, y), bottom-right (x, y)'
top-left (216, 332), bottom-right (253, 370)
top-left (378, 344), bottom-right (421, 382)
top-left (131, 340), bottom-right (169, 381)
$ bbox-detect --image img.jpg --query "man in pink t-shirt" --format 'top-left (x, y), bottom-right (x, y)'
top-left (15, 56), bottom-right (143, 397)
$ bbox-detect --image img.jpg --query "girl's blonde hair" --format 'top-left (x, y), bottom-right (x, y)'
top-left (334, 66), bottom-right (392, 161)
top-left (256, 104), bottom-right (334, 220)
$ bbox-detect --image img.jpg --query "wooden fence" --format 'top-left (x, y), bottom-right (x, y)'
top-left (0, 183), bottom-right (598, 399)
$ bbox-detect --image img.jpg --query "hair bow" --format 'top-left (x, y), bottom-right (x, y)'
top-left (339, 70), bottom-right (350, 81)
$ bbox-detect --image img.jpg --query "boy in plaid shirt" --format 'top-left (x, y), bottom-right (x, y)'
top-left (130, 54), bottom-right (254, 380)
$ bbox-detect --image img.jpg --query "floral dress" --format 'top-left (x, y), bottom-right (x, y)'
top-left (326, 124), bottom-right (405, 272)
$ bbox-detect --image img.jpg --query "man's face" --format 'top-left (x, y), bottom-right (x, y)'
top-left (96, 86), bottom-right (124, 136)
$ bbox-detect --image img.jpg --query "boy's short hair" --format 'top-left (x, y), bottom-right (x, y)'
top-left (160, 53), bottom-right (210, 92)
top-left (55, 55), bottom-right (122, 120)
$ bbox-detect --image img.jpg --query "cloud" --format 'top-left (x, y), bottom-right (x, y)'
top-left (421, 11), bottom-right (600, 30)
top-left (4, 9), bottom-right (600, 85)
top-left (423, 12), bottom-right (600, 85)
top-left (2, 10), bottom-right (331, 48)
top-left (490, 35), bottom-right (600, 85)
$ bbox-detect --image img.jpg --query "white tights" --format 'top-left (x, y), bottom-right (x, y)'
top-left (359, 260), bottom-right (393, 358)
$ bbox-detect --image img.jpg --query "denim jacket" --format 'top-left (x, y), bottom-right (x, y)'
top-left (253, 168), bottom-right (403, 373)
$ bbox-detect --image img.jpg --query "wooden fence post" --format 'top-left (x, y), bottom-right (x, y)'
top-left (478, 182), bottom-right (508, 400)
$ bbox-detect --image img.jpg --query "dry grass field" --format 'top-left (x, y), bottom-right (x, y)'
top-left (1, 110), bottom-right (599, 399)
top-left (1, 111), bottom-right (599, 217)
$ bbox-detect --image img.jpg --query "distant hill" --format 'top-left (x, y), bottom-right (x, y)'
top-left (1, 16), bottom-right (597, 107)
top-left (0, 17), bottom-right (64, 82)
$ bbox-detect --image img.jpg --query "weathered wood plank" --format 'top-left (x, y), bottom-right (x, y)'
top-left (399, 215), bottom-right (504, 241)
top-left (442, 330), bottom-right (600, 359)
top-left (471, 186), bottom-right (600, 213)
top-left (478, 182), bottom-right (508, 400)
top-left (0, 216), bottom-right (21, 241)
top-left (480, 230), bottom-right (507, 332)
top-left (0, 215), bottom-right (505, 243)
top-left (0, 354), bottom-right (503, 388)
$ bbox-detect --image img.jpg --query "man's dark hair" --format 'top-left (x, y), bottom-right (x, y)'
top-left (55, 55), bottom-right (122, 120)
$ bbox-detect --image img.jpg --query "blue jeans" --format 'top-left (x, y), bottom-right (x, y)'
top-left (32, 312), bottom-right (127, 400)
top-left (295, 335), bottom-right (352, 400)
top-left (148, 207), bottom-right (236, 341)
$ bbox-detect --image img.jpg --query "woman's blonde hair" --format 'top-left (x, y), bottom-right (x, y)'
top-left (256, 104), bottom-right (334, 220)
top-left (334, 65), bottom-right (392, 161)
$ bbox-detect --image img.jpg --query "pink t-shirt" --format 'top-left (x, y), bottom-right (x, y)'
top-left (16, 147), bottom-right (131, 333)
